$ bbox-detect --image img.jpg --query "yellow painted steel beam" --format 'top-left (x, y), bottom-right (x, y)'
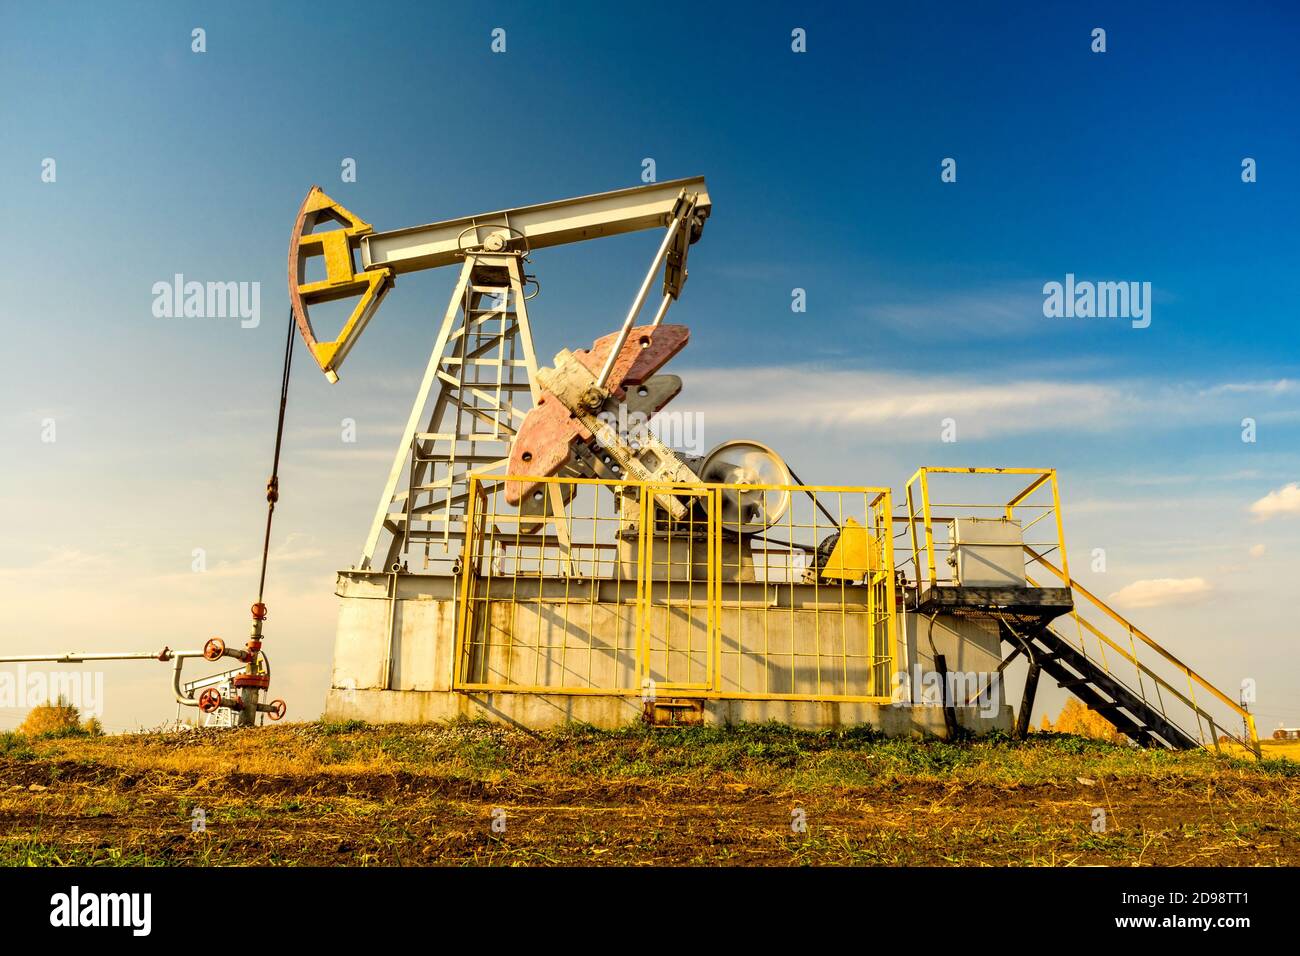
top-left (905, 481), bottom-right (922, 588)
top-left (452, 477), bottom-right (482, 690)
top-left (919, 470), bottom-right (936, 587)
top-left (1048, 471), bottom-right (1071, 581)
top-left (451, 684), bottom-right (895, 703)
top-left (915, 466), bottom-right (1054, 475)
top-left (1005, 472), bottom-right (1052, 513)
top-left (879, 489), bottom-right (899, 699)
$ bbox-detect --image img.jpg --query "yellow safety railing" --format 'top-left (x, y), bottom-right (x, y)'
top-left (902, 467), bottom-right (1069, 593)
top-left (453, 474), bottom-right (897, 702)
top-left (1025, 548), bottom-right (1260, 755)
top-left (901, 466), bottom-right (1260, 756)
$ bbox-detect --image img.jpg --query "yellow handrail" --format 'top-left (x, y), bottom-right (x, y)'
top-left (1029, 574), bottom-right (1224, 738)
top-left (1026, 546), bottom-right (1259, 753)
top-left (898, 466), bottom-right (1260, 757)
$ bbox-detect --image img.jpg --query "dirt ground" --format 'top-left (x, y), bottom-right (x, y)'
top-left (2, 722), bottom-right (1296, 866)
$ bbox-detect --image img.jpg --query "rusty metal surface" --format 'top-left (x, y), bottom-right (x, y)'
top-left (287, 186), bottom-right (324, 355)
top-left (573, 324), bottom-right (689, 399)
top-left (505, 325), bottom-right (690, 504)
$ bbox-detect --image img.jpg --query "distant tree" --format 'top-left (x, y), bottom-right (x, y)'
top-left (18, 696), bottom-right (102, 736)
top-left (1040, 697), bottom-right (1127, 744)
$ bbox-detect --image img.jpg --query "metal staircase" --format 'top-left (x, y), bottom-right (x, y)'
top-left (998, 612), bottom-right (1199, 749)
top-left (1021, 548), bottom-right (1259, 755)
top-left (901, 467), bottom-right (1261, 757)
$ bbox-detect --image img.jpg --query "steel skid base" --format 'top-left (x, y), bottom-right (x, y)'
top-left (325, 686), bottom-right (1013, 738)
top-left (323, 686), bottom-right (1011, 736)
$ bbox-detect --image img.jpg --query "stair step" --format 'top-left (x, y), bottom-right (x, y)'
top-left (1009, 624), bottom-right (1203, 751)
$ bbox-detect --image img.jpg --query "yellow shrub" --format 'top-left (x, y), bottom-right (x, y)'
top-left (1040, 697), bottom-right (1127, 744)
top-left (17, 696), bottom-right (101, 736)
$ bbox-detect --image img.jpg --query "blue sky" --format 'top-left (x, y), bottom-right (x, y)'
top-left (1, 1), bottom-right (1297, 732)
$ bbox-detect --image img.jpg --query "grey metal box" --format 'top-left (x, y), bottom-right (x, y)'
top-left (949, 518), bottom-right (1026, 587)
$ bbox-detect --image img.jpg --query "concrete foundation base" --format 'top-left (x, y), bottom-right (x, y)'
top-left (324, 686), bottom-right (1012, 737)
top-left (324, 568), bottom-right (1015, 738)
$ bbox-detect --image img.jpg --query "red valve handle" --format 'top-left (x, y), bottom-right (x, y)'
top-left (267, 699), bottom-right (287, 721)
top-left (202, 637), bottom-right (226, 662)
top-left (197, 688), bottom-right (223, 714)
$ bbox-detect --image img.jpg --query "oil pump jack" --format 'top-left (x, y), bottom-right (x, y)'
top-left (287, 176), bottom-right (797, 574)
top-left (0, 176), bottom-right (1260, 751)
top-left (294, 176), bottom-right (1259, 753)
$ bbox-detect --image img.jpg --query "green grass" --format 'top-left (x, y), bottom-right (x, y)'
top-left (3, 718), bottom-right (1295, 866)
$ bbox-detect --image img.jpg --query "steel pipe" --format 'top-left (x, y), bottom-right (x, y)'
top-left (0, 650), bottom-right (193, 664)
top-left (594, 215), bottom-right (682, 389)
top-left (648, 293), bottom-right (673, 329)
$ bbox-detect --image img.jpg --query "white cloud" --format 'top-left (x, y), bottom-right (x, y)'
top-left (677, 366), bottom-right (1119, 440)
top-left (668, 365), bottom-right (1300, 446)
top-left (856, 284), bottom-right (1043, 336)
top-left (1200, 379), bottom-right (1298, 396)
top-left (1250, 483), bottom-right (1300, 520)
top-left (1107, 577), bottom-right (1212, 609)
